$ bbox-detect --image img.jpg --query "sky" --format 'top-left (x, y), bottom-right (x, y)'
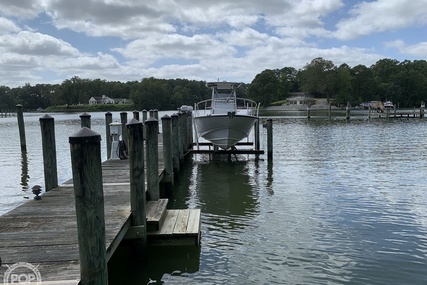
top-left (1, 0), bottom-right (427, 88)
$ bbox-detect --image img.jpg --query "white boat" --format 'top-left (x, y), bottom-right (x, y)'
top-left (193, 81), bottom-right (260, 150)
top-left (384, 101), bottom-right (394, 108)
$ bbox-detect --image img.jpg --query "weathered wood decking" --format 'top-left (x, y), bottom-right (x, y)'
top-left (0, 139), bottom-right (201, 283)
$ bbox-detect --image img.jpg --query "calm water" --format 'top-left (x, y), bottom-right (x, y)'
top-left (2, 112), bottom-right (427, 284)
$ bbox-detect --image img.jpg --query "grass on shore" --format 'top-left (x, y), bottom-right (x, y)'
top-left (43, 104), bottom-right (135, 113)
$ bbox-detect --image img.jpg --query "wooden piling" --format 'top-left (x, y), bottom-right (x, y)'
top-left (161, 115), bottom-right (174, 187)
top-left (120, 111), bottom-right (128, 148)
top-left (420, 101), bottom-right (425, 118)
top-left (182, 112), bottom-right (189, 152)
top-left (328, 102), bottom-right (332, 119)
top-left (142, 109), bottom-right (148, 139)
top-left (105, 112), bottom-right (112, 159)
top-left (39, 114), bottom-right (58, 192)
top-left (154, 109), bottom-right (159, 120)
top-left (133, 110), bottom-right (140, 120)
top-left (266, 118), bottom-right (273, 160)
top-left (145, 117), bottom-right (159, 201)
top-left (69, 127), bottom-right (108, 284)
top-left (171, 113), bottom-right (180, 174)
top-left (185, 111), bottom-right (193, 149)
top-left (345, 103), bottom-right (350, 120)
top-left (307, 105), bottom-right (311, 119)
top-left (178, 113), bottom-right (185, 158)
top-left (126, 118), bottom-right (147, 248)
top-left (255, 119), bottom-right (260, 151)
top-left (16, 104), bottom-right (26, 151)
top-left (80, 112), bottom-right (91, 128)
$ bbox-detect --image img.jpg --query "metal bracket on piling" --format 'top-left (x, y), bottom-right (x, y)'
top-left (124, 225), bottom-right (146, 240)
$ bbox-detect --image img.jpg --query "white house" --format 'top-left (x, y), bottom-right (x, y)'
top-left (88, 95), bottom-right (132, 105)
top-left (287, 92), bottom-right (315, 106)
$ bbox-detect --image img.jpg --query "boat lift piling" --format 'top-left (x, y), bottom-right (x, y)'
top-left (161, 115), bottom-right (174, 193)
top-left (145, 117), bottom-right (160, 201)
top-left (120, 111), bottom-right (128, 147)
top-left (39, 114), bottom-right (58, 192)
top-left (266, 118), bottom-right (273, 160)
top-left (80, 112), bottom-right (91, 128)
top-left (16, 104), bottom-right (27, 152)
top-left (69, 128), bottom-right (108, 284)
top-left (126, 118), bottom-right (148, 256)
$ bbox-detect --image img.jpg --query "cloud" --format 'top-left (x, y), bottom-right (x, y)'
top-left (41, 0), bottom-right (176, 38)
top-left (385, 40), bottom-right (427, 57)
top-left (0, 31), bottom-right (79, 56)
top-left (0, 0), bottom-right (42, 19)
top-left (334, 0), bottom-right (427, 40)
top-left (114, 33), bottom-right (236, 66)
top-left (0, 17), bottom-right (20, 33)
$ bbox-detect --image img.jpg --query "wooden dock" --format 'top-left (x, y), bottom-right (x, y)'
top-left (0, 115), bottom-right (201, 284)
top-left (0, 159), bottom-right (200, 284)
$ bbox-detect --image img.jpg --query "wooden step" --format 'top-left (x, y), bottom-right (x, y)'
top-left (148, 209), bottom-right (201, 246)
top-left (146, 199), bottom-right (168, 231)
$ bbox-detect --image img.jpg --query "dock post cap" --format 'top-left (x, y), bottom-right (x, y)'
top-left (126, 118), bottom-right (143, 127)
top-left (39, 114), bottom-right (54, 120)
top-left (69, 127), bottom-right (101, 144)
top-left (145, 117), bottom-right (158, 124)
top-left (171, 113), bottom-right (179, 118)
top-left (79, 112), bottom-right (91, 117)
top-left (161, 114), bottom-right (171, 120)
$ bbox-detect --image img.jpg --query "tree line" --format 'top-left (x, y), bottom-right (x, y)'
top-left (249, 58), bottom-right (427, 108)
top-left (1, 57), bottom-right (427, 111)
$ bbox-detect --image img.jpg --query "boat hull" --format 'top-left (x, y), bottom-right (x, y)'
top-left (194, 114), bottom-right (257, 149)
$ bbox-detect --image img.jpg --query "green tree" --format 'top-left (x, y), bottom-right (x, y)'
top-left (248, 69), bottom-right (279, 107)
top-left (130, 77), bottom-right (170, 110)
top-left (333, 64), bottom-right (354, 106)
top-left (300, 57), bottom-right (336, 101)
top-left (371, 58), bottom-right (400, 103)
top-left (350, 64), bottom-right (378, 103)
top-left (0, 86), bottom-right (15, 110)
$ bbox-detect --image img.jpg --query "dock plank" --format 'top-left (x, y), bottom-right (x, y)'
top-left (158, 210), bottom-right (179, 235)
top-left (173, 209), bottom-right (190, 234)
top-left (186, 209), bottom-right (201, 235)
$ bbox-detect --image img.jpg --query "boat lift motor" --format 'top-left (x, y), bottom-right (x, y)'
top-left (109, 122), bottom-right (122, 160)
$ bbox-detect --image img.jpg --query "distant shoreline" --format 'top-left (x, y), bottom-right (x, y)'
top-left (42, 104), bottom-right (134, 113)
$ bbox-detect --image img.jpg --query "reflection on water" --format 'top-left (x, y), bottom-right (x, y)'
top-left (113, 118), bottom-right (427, 285)
top-left (20, 148), bottom-right (29, 191)
top-left (188, 155), bottom-right (259, 217)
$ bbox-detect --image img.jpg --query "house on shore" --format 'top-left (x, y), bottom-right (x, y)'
top-left (265, 92), bottom-right (335, 111)
top-left (287, 92), bottom-right (316, 106)
top-left (89, 95), bottom-right (133, 105)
